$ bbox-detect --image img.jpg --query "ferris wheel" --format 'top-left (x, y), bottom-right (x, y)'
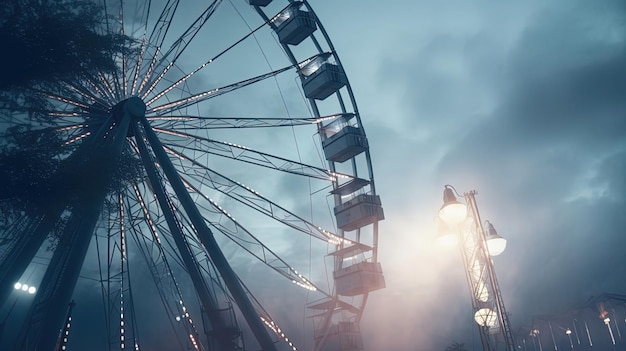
top-left (0, 1), bottom-right (385, 350)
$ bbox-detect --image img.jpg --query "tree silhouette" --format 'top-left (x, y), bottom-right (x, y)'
top-left (0, 0), bottom-right (130, 107)
top-left (0, 0), bottom-right (135, 226)
top-left (445, 341), bottom-right (468, 351)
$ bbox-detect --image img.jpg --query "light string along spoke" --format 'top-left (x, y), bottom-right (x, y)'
top-left (118, 2), bottom-right (129, 99)
top-left (140, 0), bottom-right (223, 99)
top-left (180, 176), bottom-right (327, 295)
top-left (146, 113), bottom-right (344, 130)
top-left (162, 145), bottom-right (352, 246)
top-left (128, 1), bottom-right (151, 95)
top-left (144, 8), bottom-right (276, 107)
top-left (147, 62), bottom-right (296, 115)
top-left (63, 82), bottom-right (110, 108)
top-left (155, 127), bottom-right (352, 181)
top-left (127, 184), bottom-right (205, 350)
top-left (146, 52), bottom-right (327, 115)
top-left (136, 0), bottom-right (182, 94)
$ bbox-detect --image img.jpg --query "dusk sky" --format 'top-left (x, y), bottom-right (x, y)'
top-left (1, 1), bottom-right (625, 350)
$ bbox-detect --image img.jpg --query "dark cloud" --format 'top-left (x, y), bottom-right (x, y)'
top-left (428, 0), bottom-right (626, 335)
top-left (336, 0), bottom-right (626, 348)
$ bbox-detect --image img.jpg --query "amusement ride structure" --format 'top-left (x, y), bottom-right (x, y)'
top-left (0, 1), bottom-right (385, 350)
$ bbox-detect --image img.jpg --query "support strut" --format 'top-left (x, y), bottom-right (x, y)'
top-left (137, 114), bottom-right (278, 351)
top-left (133, 121), bottom-right (238, 351)
top-left (13, 100), bottom-right (133, 350)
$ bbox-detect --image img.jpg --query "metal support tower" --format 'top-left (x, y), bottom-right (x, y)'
top-left (13, 99), bottom-right (133, 350)
top-left (7, 97), bottom-right (277, 351)
top-left (457, 190), bottom-right (515, 351)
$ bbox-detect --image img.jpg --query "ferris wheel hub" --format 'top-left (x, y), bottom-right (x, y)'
top-left (124, 96), bottom-right (147, 118)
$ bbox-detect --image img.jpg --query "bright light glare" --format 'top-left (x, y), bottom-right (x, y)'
top-left (487, 237), bottom-right (507, 256)
top-left (14, 282), bottom-right (37, 294)
top-left (439, 202), bottom-right (467, 225)
top-left (436, 219), bottom-right (457, 247)
top-left (436, 232), bottom-right (457, 247)
top-left (474, 308), bottom-right (497, 327)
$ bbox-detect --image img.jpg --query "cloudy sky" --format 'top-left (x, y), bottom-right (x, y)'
top-left (311, 0), bottom-right (625, 349)
top-left (2, 0), bottom-right (625, 350)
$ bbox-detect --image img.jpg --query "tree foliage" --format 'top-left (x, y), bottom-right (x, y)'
top-left (0, 0), bottom-right (130, 96)
top-left (445, 341), bottom-right (468, 351)
top-left (0, 0), bottom-right (139, 224)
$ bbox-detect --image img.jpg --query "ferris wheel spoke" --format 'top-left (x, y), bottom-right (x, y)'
top-left (63, 82), bottom-right (111, 108)
top-left (79, 76), bottom-right (115, 106)
top-left (97, 72), bottom-right (118, 102)
top-left (100, 192), bottom-right (142, 349)
top-left (115, 2), bottom-right (130, 99)
top-left (145, 0), bottom-right (178, 48)
top-left (137, 46), bottom-right (160, 96)
top-left (147, 113), bottom-right (343, 130)
top-left (156, 128), bottom-right (351, 181)
top-left (108, 65), bottom-right (123, 101)
top-left (124, 185), bottom-right (206, 350)
top-left (81, 75), bottom-right (118, 106)
top-left (147, 60), bottom-right (297, 115)
top-left (125, 1), bottom-right (152, 95)
top-left (146, 51), bottom-right (331, 115)
top-left (130, 38), bottom-right (149, 96)
top-left (234, 274), bottom-right (304, 351)
top-left (114, 1), bottom-right (150, 100)
top-left (144, 11), bottom-right (273, 106)
top-left (122, 1), bottom-right (152, 97)
top-left (180, 176), bottom-right (329, 296)
top-left (161, 144), bottom-right (350, 245)
top-left (140, 0), bottom-right (223, 99)
top-left (37, 123), bottom-right (90, 147)
top-left (100, 0), bottom-right (113, 35)
top-left (36, 91), bottom-right (91, 110)
top-left (2, 107), bottom-right (85, 122)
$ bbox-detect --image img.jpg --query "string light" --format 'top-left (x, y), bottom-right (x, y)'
top-left (260, 316), bottom-right (300, 351)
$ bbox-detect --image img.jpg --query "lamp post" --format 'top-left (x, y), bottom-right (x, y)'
top-left (0, 282), bottom-right (38, 345)
top-left (437, 185), bottom-right (515, 351)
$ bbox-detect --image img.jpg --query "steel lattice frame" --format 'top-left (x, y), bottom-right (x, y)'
top-left (454, 191), bottom-right (515, 351)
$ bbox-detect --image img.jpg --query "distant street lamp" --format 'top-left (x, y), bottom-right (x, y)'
top-left (566, 328), bottom-right (574, 349)
top-left (13, 282), bottom-right (36, 295)
top-left (1, 282), bottom-right (38, 343)
top-left (531, 329), bottom-right (543, 351)
top-left (604, 317), bottom-right (616, 345)
top-left (437, 185), bottom-right (515, 351)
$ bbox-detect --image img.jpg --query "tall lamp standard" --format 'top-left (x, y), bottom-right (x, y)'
top-left (437, 185), bottom-right (515, 351)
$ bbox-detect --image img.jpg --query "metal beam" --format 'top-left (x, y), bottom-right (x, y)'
top-left (13, 100), bottom-right (133, 350)
top-left (138, 115), bottom-right (278, 351)
top-left (133, 121), bottom-right (237, 351)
